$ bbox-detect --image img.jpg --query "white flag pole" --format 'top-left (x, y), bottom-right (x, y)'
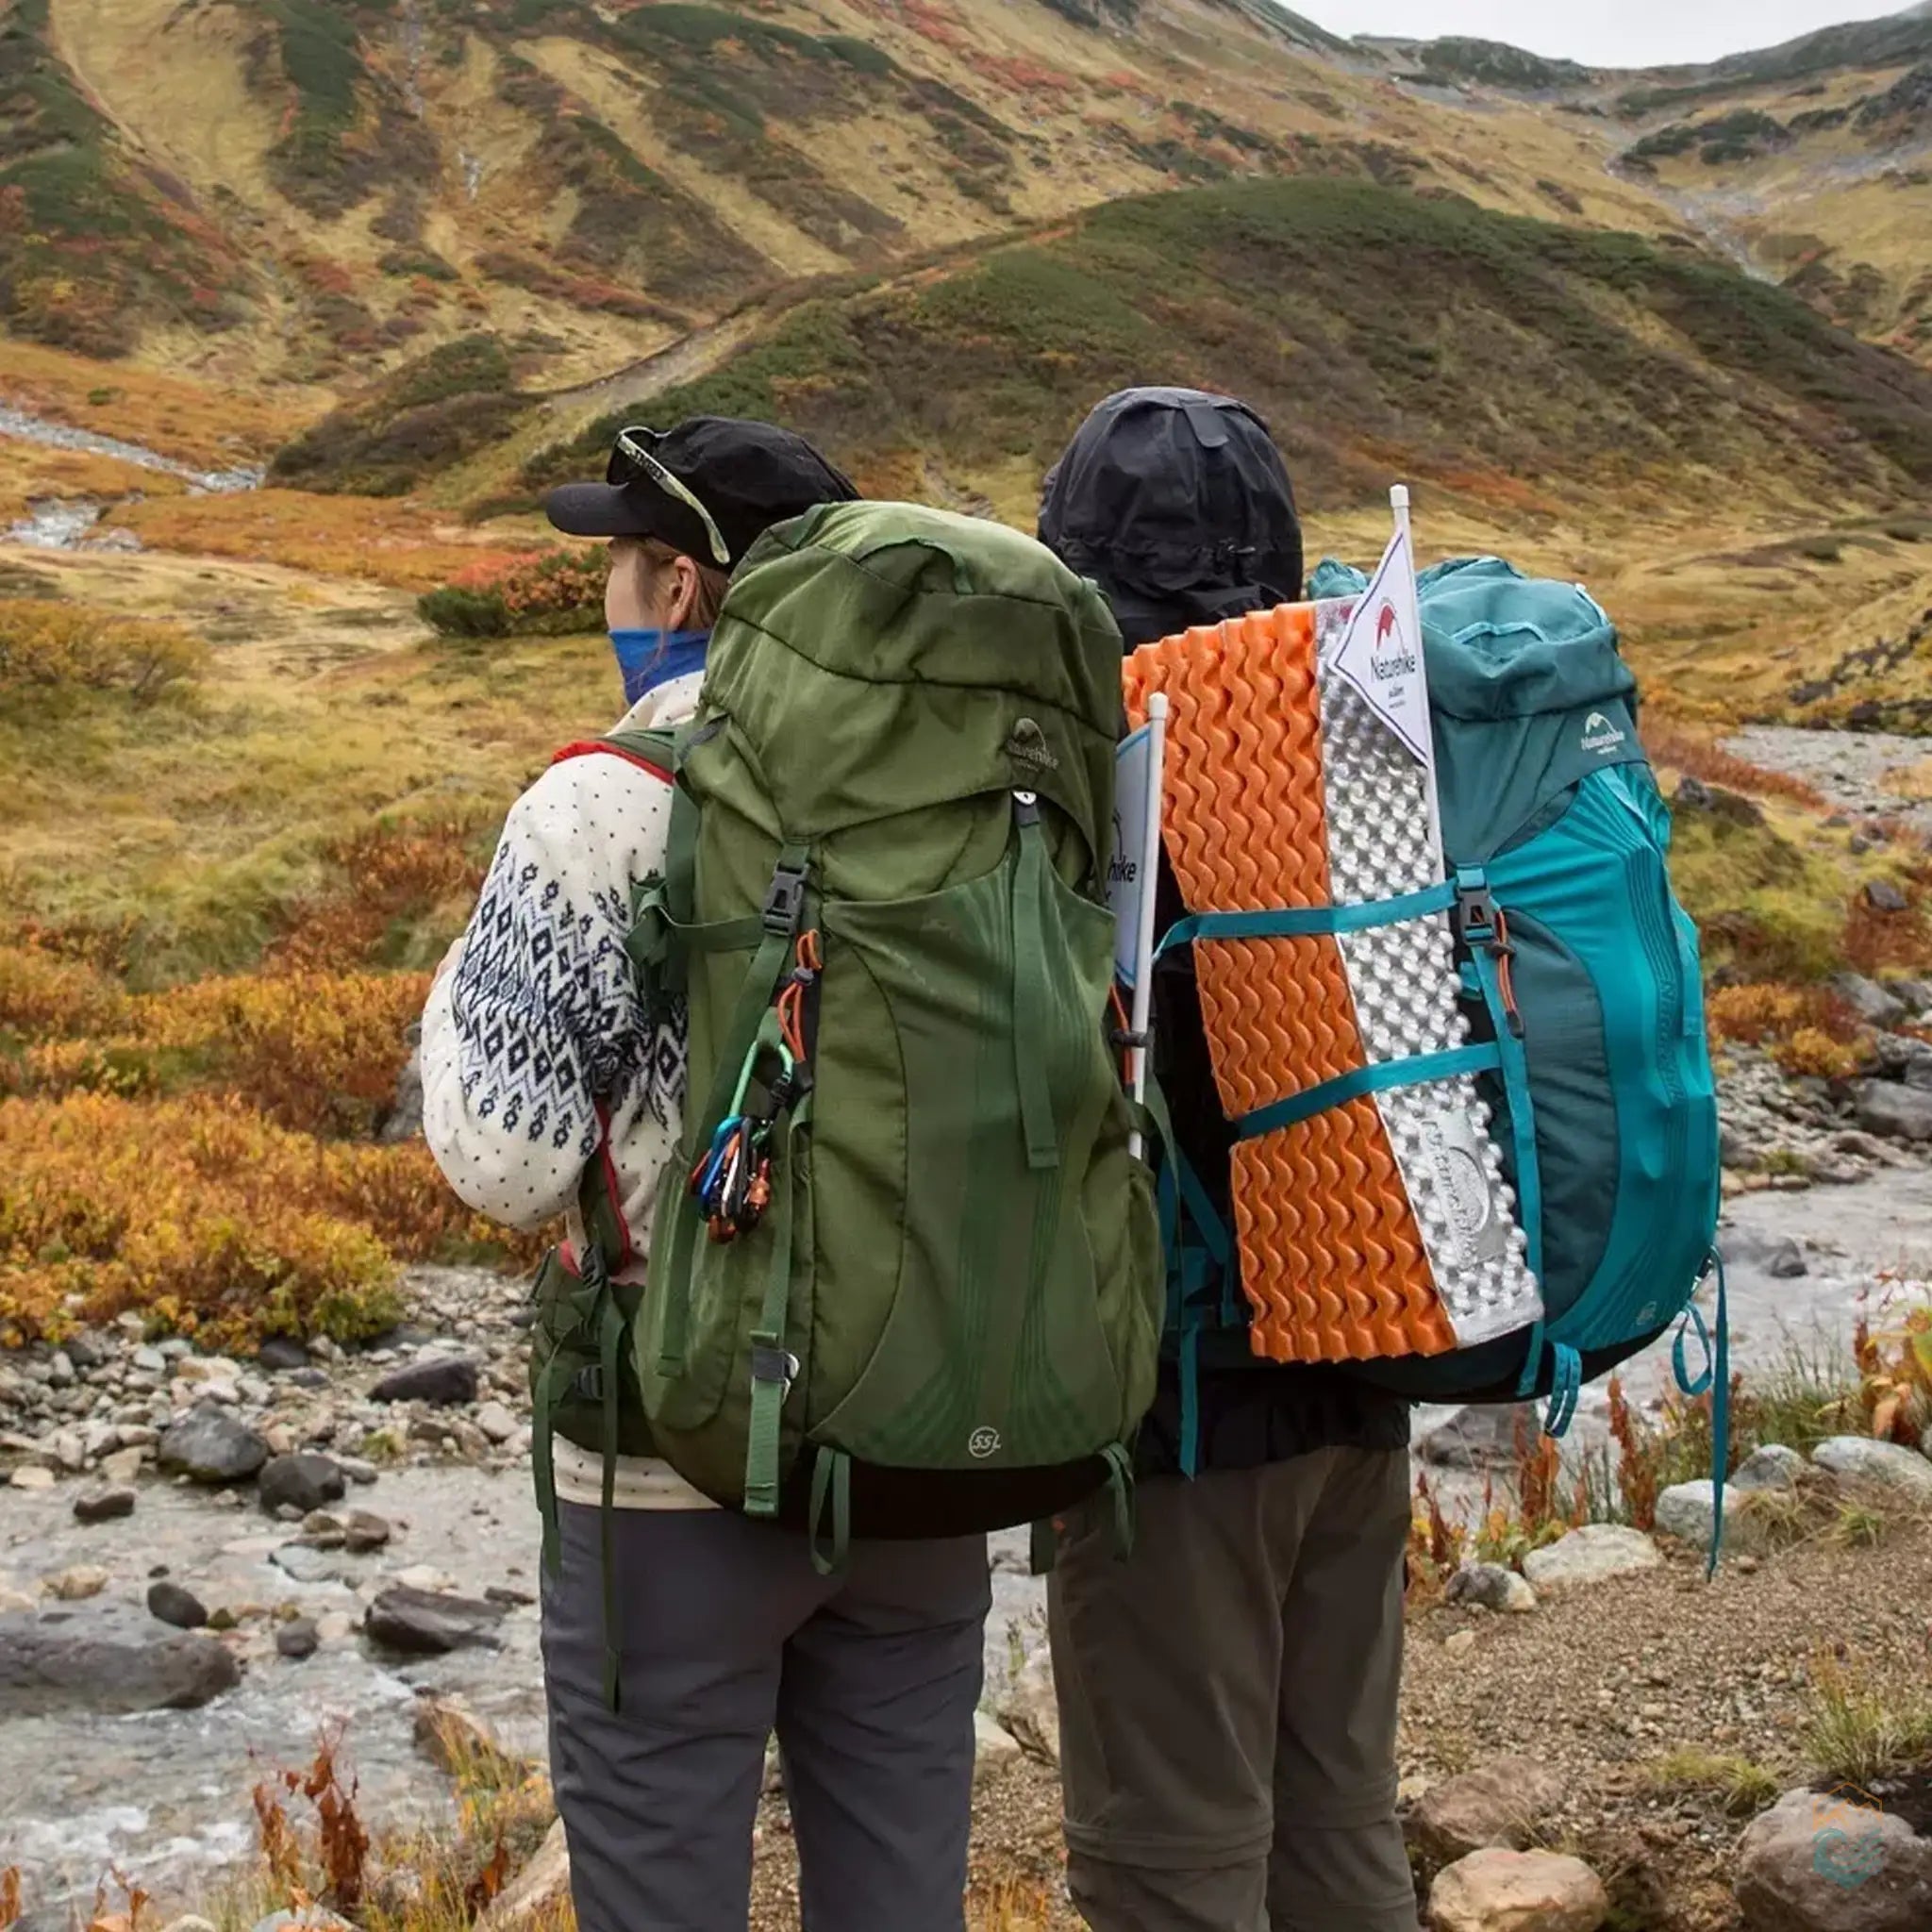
top-left (1390, 482), bottom-right (1444, 870)
top-left (1390, 480), bottom-right (1412, 547)
top-left (1126, 691), bottom-right (1169, 1161)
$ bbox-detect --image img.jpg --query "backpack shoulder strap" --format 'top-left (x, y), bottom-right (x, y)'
top-left (553, 726), bottom-right (678, 779)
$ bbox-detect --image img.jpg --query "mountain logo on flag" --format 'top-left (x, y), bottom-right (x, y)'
top-left (1370, 600), bottom-right (1417, 680)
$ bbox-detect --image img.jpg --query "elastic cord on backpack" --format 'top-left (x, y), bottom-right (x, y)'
top-left (1673, 1250), bottom-right (1730, 1578)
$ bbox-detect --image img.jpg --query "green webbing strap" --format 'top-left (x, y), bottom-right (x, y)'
top-left (1157, 880), bottom-right (1458, 958)
top-left (1028, 1518), bottom-right (1058, 1576)
top-left (531, 1347), bottom-right (572, 1578)
top-left (657, 843), bottom-right (810, 1376)
top-left (743, 1099), bottom-right (811, 1518)
top-left (1235, 1044), bottom-right (1501, 1141)
top-left (808, 1445), bottom-right (851, 1577)
top-left (1009, 802), bottom-right (1060, 1172)
top-left (596, 1292), bottom-right (625, 1711)
top-left (1101, 1441), bottom-right (1135, 1558)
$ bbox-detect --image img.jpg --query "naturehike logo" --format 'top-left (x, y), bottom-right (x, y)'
top-left (968, 1426), bottom-right (1001, 1459)
top-left (1107, 810), bottom-right (1137, 889)
top-left (1370, 602), bottom-right (1417, 681)
top-left (1581, 711), bottom-right (1627, 756)
top-left (1420, 1109), bottom-right (1507, 1268)
top-left (1006, 718), bottom-right (1058, 774)
top-left (1811, 1787), bottom-right (1887, 1890)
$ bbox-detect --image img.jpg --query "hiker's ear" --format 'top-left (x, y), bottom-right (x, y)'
top-left (663, 553), bottom-right (702, 632)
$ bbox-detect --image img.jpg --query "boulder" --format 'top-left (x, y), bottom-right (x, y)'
top-left (9, 1464), bottom-right (55, 1492)
top-left (73, 1486), bottom-right (136, 1524)
top-left (365, 1585), bottom-right (507, 1656)
top-left (370, 1357), bottom-right (478, 1407)
top-left (1407, 1757), bottom-right (1569, 1866)
top-left (1521, 1524), bottom-right (1661, 1592)
top-left (342, 1509), bottom-right (392, 1554)
top-left (0, 1585), bottom-right (37, 1615)
top-left (250, 1911), bottom-right (354, 1932)
top-left (477, 1818), bottom-right (569, 1932)
top-left (381, 1025), bottom-right (425, 1145)
top-left (475, 1401), bottom-right (520, 1446)
top-left (0, 1616), bottom-right (240, 1715)
top-left (147, 1579), bottom-right (209, 1629)
top-left (1811, 1437), bottom-right (1932, 1500)
top-left (1736, 1786), bottom-right (1932, 1932)
top-left (995, 1644), bottom-right (1060, 1767)
top-left (257, 1337), bottom-right (310, 1373)
top-left (1853, 1082), bottom-right (1932, 1143)
top-left (1734, 1445), bottom-right (1806, 1492)
top-left (1417, 1405), bottom-right (1538, 1472)
top-left (1834, 974), bottom-right (1910, 1030)
top-left (42, 1563), bottom-right (110, 1602)
top-left (258, 1453), bottom-right (345, 1517)
top-left (158, 1405), bottom-right (269, 1485)
top-left (1864, 880), bottom-right (1909, 914)
top-left (158, 1918), bottom-right (220, 1932)
top-left (1657, 1480), bottom-right (1726, 1548)
top-left (271, 1544), bottom-right (341, 1586)
top-left (413, 1693), bottom-right (525, 1782)
top-left (1445, 1563), bottom-right (1539, 1614)
top-left (1429, 1848), bottom-right (1609, 1932)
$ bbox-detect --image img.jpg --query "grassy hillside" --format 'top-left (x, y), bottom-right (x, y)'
top-left (508, 178), bottom-right (1932, 523)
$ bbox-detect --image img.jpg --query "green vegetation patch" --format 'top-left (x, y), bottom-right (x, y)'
top-left (1412, 37), bottom-right (1592, 92)
top-left (1625, 109), bottom-right (1791, 169)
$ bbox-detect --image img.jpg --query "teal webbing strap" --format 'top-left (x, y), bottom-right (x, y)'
top-left (808, 1446), bottom-right (852, 1577)
top-left (1513, 1320), bottom-right (1546, 1402)
top-left (1157, 879), bottom-right (1457, 957)
top-left (1707, 1253), bottom-right (1730, 1580)
top-left (1172, 1146), bottom-right (1231, 1269)
top-left (1542, 1343), bottom-right (1582, 1439)
top-left (742, 1100), bottom-right (810, 1518)
top-left (1235, 1044), bottom-right (1501, 1141)
top-left (1468, 944), bottom-right (1544, 1284)
top-left (657, 843), bottom-right (809, 1375)
top-left (1673, 1304), bottom-right (1715, 1398)
top-left (1010, 806), bottom-right (1060, 1172)
top-left (1177, 1323), bottom-right (1203, 1479)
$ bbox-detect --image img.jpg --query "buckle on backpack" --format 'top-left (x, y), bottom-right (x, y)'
top-left (572, 1364), bottom-right (606, 1402)
top-left (1454, 880), bottom-right (1497, 945)
top-left (750, 1343), bottom-right (800, 1397)
top-left (762, 860), bottom-right (808, 936)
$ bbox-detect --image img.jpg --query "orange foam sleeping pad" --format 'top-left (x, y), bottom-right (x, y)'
top-left (1124, 607), bottom-right (1457, 1366)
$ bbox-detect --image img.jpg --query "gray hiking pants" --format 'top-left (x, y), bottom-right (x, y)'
top-left (1048, 1447), bottom-right (1419, 1932)
top-left (541, 1499), bottom-right (991, 1932)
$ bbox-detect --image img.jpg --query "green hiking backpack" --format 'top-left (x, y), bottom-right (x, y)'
top-left (529, 501), bottom-right (1162, 1593)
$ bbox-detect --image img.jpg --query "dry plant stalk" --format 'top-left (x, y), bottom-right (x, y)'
top-left (1608, 1375), bottom-right (1660, 1531)
top-left (1, 1867), bottom-right (23, 1932)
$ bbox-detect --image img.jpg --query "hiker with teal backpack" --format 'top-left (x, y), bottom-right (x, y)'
top-left (1038, 389), bottom-right (1424, 1932)
top-left (423, 418), bottom-right (1164, 1932)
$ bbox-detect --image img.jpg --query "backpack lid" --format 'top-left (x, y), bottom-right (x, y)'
top-left (1313, 555), bottom-right (1636, 724)
top-left (1039, 388), bottom-right (1303, 647)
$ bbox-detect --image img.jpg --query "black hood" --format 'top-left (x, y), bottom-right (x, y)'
top-left (1038, 387), bottom-right (1303, 650)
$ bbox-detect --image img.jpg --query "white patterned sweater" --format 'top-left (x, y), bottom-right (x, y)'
top-left (421, 666), bottom-right (714, 1509)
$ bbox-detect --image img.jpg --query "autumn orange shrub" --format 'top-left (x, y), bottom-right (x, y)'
top-left (1642, 720), bottom-right (1827, 810)
top-left (1841, 891), bottom-right (1932, 978)
top-left (0, 1092), bottom-right (542, 1347)
top-left (418, 546), bottom-right (606, 639)
top-left (0, 600), bottom-right (208, 705)
top-left (0, 941), bottom-right (129, 1038)
top-left (268, 818), bottom-right (486, 974)
top-left (1856, 1299), bottom-right (1932, 1449)
top-left (1706, 981), bottom-right (1868, 1077)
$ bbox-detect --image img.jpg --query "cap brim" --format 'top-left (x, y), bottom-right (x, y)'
top-left (544, 481), bottom-right (658, 539)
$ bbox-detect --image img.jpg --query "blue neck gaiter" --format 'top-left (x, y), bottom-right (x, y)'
top-left (609, 628), bottom-right (709, 708)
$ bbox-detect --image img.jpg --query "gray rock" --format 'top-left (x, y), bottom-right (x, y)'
top-left (1853, 1080), bottom-right (1932, 1142)
top-left (290, 1367), bottom-right (330, 1391)
top-left (381, 1028), bottom-right (425, 1144)
top-left (1891, 977), bottom-right (1932, 1013)
top-left (1444, 1563), bottom-right (1539, 1614)
top-left (1736, 1785), bottom-right (1932, 1932)
top-left (271, 1544), bottom-right (341, 1585)
top-left (365, 1585), bottom-right (507, 1656)
top-left (1834, 974), bottom-right (1910, 1031)
top-left (257, 1337), bottom-right (309, 1373)
top-left (1812, 1436), bottom-right (1932, 1499)
top-left (1429, 1848), bottom-right (1610, 1932)
top-left (146, 1579), bottom-right (208, 1629)
top-left (1722, 1225), bottom-right (1810, 1278)
top-left (995, 1644), bottom-right (1060, 1767)
top-left (73, 1486), bottom-right (136, 1524)
top-left (1733, 1444), bottom-right (1806, 1492)
top-left (476, 1818), bottom-right (569, 1931)
top-left (0, 1616), bottom-right (239, 1715)
top-left (276, 1617), bottom-right (320, 1661)
top-left (258, 1453), bottom-right (344, 1516)
top-left (474, 1400), bottom-right (519, 1445)
top-left (1865, 879), bottom-right (1910, 914)
top-left (250, 1910), bottom-right (354, 1932)
top-left (369, 1357), bottom-right (478, 1407)
top-left (1657, 1480), bottom-right (1727, 1548)
top-left (1417, 1404), bottom-right (1536, 1472)
top-left (1407, 1757), bottom-right (1568, 1866)
top-left (343, 1509), bottom-right (392, 1553)
top-left (158, 1404), bottom-right (269, 1485)
top-left (1521, 1524), bottom-right (1662, 1591)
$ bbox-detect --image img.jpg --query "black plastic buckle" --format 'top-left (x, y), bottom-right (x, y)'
top-left (762, 860), bottom-right (808, 936)
top-left (1454, 880), bottom-right (1497, 946)
top-left (572, 1364), bottom-right (606, 1402)
top-left (750, 1344), bottom-right (801, 1394)
top-left (1110, 1026), bottom-right (1151, 1051)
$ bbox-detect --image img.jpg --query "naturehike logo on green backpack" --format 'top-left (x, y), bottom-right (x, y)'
top-left (1581, 711), bottom-right (1626, 756)
top-left (1007, 717), bottom-right (1059, 774)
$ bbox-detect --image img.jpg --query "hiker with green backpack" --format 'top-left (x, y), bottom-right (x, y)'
top-left (423, 417), bottom-right (1163, 1931)
top-left (1037, 389), bottom-right (1424, 1932)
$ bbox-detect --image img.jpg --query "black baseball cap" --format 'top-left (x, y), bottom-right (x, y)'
top-left (545, 417), bottom-right (860, 568)
top-left (1039, 387), bottom-right (1303, 649)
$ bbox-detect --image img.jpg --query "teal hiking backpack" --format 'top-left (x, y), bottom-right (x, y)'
top-left (527, 502), bottom-right (1163, 1612)
top-left (1161, 556), bottom-right (1722, 1469)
